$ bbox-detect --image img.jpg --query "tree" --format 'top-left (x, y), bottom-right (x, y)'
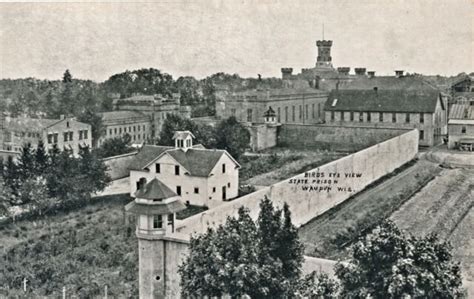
top-left (158, 114), bottom-right (198, 145)
top-left (215, 116), bottom-right (250, 159)
top-left (77, 145), bottom-right (111, 194)
top-left (62, 69), bottom-right (73, 83)
top-left (96, 134), bottom-right (133, 158)
top-left (335, 221), bottom-right (465, 299)
top-left (34, 141), bottom-right (49, 176)
top-left (17, 143), bottom-right (35, 182)
top-left (179, 198), bottom-right (333, 298)
top-left (77, 108), bottom-right (105, 148)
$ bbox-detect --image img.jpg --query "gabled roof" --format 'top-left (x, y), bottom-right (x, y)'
top-left (6, 117), bottom-right (61, 133)
top-left (165, 148), bottom-right (235, 177)
top-left (172, 131), bottom-right (195, 140)
top-left (449, 104), bottom-right (474, 120)
top-left (134, 178), bottom-right (177, 200)
top-left (325, 89), bottom-right (442, 113)
top-left (130, 145), bottom-right (173, 171)
top-left (335, 76), bottom-right (438, 91)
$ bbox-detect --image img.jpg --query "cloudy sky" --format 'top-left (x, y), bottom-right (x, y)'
top-left (0, 0), bottom-right (472, 82)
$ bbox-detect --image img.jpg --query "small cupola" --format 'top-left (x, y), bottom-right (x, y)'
top-left (172, 131), bottom-right (195, 152)
top-left (263, 106), bottom-right (277, 124)
top-left (125, 178), bottom-right (186, 237)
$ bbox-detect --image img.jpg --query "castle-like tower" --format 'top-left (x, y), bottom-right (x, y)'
top-left (316, 40), bottom-right (333, 69)
top-left (125, 178), bottom-right (188, 298)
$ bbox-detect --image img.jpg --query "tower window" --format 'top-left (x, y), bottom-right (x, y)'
top-left (153, 215), bottom-right (163, 229)
top-left (461, 126), bottom-right (466, 134)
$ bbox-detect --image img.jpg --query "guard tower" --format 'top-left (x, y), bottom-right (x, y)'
top-left (316, 40), bottom-right (333, 69)
top-left (263, 106), bottom-right (277, 124)
top-left (125, 178), bottom-right (187, 298)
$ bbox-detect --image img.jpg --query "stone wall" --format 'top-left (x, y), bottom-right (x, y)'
top-left (101, 151), bottom-right (138, 180)
top-left (176, 129), bottom-right (419, 235)
top-left (278, 123), bottom-right (412, 151)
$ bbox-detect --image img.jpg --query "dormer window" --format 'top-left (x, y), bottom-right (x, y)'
top-left (153, 215), bottom-right (163, 229)
top-left (173, 130), bottom-right (195, 151)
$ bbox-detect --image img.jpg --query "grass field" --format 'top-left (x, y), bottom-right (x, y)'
top-left (299, 159), bottom-right (442, 259)
top-left (0, 194), bottom-right (207, 298)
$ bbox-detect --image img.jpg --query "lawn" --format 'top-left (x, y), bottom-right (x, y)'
top-left (240, 147), bottom-right (346, 186)
top-left (298, 159), bottom-right (442, 260)
top-left (0, 194), bottom-right (205, 298)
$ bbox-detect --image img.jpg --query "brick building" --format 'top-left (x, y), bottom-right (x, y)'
top-left (2, 116), bottom-right (91, 156)
top-left (448, 100), bottom-right (474, 151)
top-left (324, 89), bottom-right (447, 147)
top-left (98, 111), bottom-right (151, 147)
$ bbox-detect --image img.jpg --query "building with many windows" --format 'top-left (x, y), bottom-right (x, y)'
top-left (98, 111), bottom-right (152, 147)
top-left (129, 131), bottom-right (240, 208)
top-left (448, 100), bottom-right (474, 151)
top-left (216, 88), bottom-right (328, 125)
top-left (324, 89), bottom-right (447, 147)
top-left (2, 116), bottom-right (91, 156)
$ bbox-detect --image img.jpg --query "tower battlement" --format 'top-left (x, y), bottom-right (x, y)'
top-left (316, 40), bottom-right (333, 69)
top-left (316, 40), bottom-right (333, 47)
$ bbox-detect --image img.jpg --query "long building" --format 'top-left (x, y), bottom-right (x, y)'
top-left (448, 100), bottom-right (474, 150)
top-left (98, 111), bottom-right (152, 147)
top-left (2, 116), bottom-right (92, 156)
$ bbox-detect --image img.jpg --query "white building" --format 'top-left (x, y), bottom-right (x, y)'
top-left (129, 131), bottom-right (240, 208)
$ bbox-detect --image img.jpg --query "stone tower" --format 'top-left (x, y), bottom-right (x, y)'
top-left (125, 178), bottom-right (188, 298)
top-left (316, 40), bottom-right (333, 69)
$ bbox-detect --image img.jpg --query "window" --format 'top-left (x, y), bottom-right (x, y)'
top-left (175, 165), bottom-right (180, 175)
top-left (392, 113), bottom-right (396, 123)
top-left (405, 113), bottom-right (410, 123)
top-left (461, 126), bottom-right (467, 134)
top-left (143, 125), bottom-right (146, 131)
top-left (292, 106), bottom-right (295, 122)
top-left (222, 164), bottom-right (226, 173)
top-left (84, 130), bottom-right (88, 139)
top-left (153, 215), bottom-right (163, 229)
top-left (119, 128), bottom-right (122, 134)
top-left (168, 214), bottom-right (174, 227)
top-left (109, 129), bottom-right (112, 136)
top-left (277, 107), bottom-right (281, 122)
top-left (318, 103), bottom-right (321, 118)
top-left (154, 163), bottom-right (160, 173)
top-left (420, 130), bottom-right (424, 140)
top-left (227, 182), bottom-right (230, 188)
top-left (66, 121), bottom-right (70, 128)
top-left (231, 108), bottom-right (236, 117)
top-left (64, 132), bottom-right (68, 142)
top-left (359, 112), bottom-right (363, 122)
top-left (312, 104), bottom-right (315, 119)
top-left (379, 112), bottom-right (383, 122)
top-left (69, 132), bottom-right (73, 141)
top-left (212, 187), bottom-right (216, 193)
top-left (138, 125), bottom-right (141, 132)
top-left (420, 113), bottom-right (424, 124)
top-left (79, 131), bottom-right (83, 140)
top-left (299, 105), bottom-right (302, 120)
top-left (331, 111), bottom-right (335, 121)
top-left (47, 134), bottom-right (53, 144)
top-left (247, 109), bottom-right (253, 122)
top-left (53, 133), bottom-right (58, 143)
top-left (367, 112), bottom-right (371, 122)
top-left (176, 186), bottom-right (181, 195)
top-left (194, 187), bottom-right (199, 194)
top-left (350, 111), bottom-right (354, 121)
top-left (285, 107), bottom-right (288, 122)
top-left (340, 111), bottom-right (344, 121)
top-left (133, 126), bottom-right (136, 132)
top-left (114, 128), bottom-right (117, 134)
top-left (305, 104), bottom-right (309, 120)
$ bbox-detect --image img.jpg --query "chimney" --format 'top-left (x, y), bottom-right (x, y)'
top-left (337, 67), bottom-right (350, 75)
top-left (395, 70), bottom-right (404, 78)
top-left (355, 68), bottom-right (367, 76)
top-left (281, 68), bottom-right (293, 80)
top-left (367, 71), bottom-right (376, 78)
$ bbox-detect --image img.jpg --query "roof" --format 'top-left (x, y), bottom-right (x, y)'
top-left (264, 106), bottom-right (276, 117)
top-left (325, 89), bottom-right (442, 113)
top-left (226, 87), bottom-right (327, 98)
top-left (130, 145), bottom-right (173, 170)
top-left (449, 104), bottom-right (474, 120)
top-left (335, 76), bottom-right (438, 91)
top-left (165, 148), bottom-right (231, 177)
top-left (172, 131), bottom-right (195, 140)
top-left (134, 178), bottom-right (177, 200)
top-left (5, 117), bottom-right (60, 132)
top-left (125, 199), bottom-right (186, 215)
top-left (100, 111), bottom-right (150, 123)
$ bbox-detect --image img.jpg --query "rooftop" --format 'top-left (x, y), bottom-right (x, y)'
top-left (165, 148), bottom-right (232, 177)
top-left (334, 76), bottom-right (438, 91)
top-left (325, 89), bottom-right (443, 113)
top-left (449, 103), bottom-right (474, 120)
top-left (131, 145), bottom-right (174, 170)
top-left (172, 131), bottom-right (195, 140)
top-left (5, 117), bottom-right (61, 132)
top-left (100, 110), bottom-right (150, 123)
top-left (134, 178), bottom-right (177, 200)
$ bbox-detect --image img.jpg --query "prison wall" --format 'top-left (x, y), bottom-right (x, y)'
top-left (278, 124), bottom-right (411, 151)
top-left (176, 129), bottom-right (419, 235)
top-left (101, 151), bottom-right (138, 180)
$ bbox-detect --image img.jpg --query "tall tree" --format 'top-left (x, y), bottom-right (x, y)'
top-left (34, 141), bottom-right (49, 176)
top-left (158, 114), bottom-right (198, 146)
top-left (17, 143), bottom-right (36, 182)
top-left (335, 221), bottom-right (465, 298)
top-left (215, 116), bottom-right (250, 159)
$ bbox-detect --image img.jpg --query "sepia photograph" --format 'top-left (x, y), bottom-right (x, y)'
top-left (0, 0), bottom-right (473, 298)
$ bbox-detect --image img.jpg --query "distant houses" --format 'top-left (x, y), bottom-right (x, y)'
top-left (448, 100), bottom-right (474, 151)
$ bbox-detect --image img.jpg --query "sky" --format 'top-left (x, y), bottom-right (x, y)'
top-left (0, 0), bottom-right (472, 82)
